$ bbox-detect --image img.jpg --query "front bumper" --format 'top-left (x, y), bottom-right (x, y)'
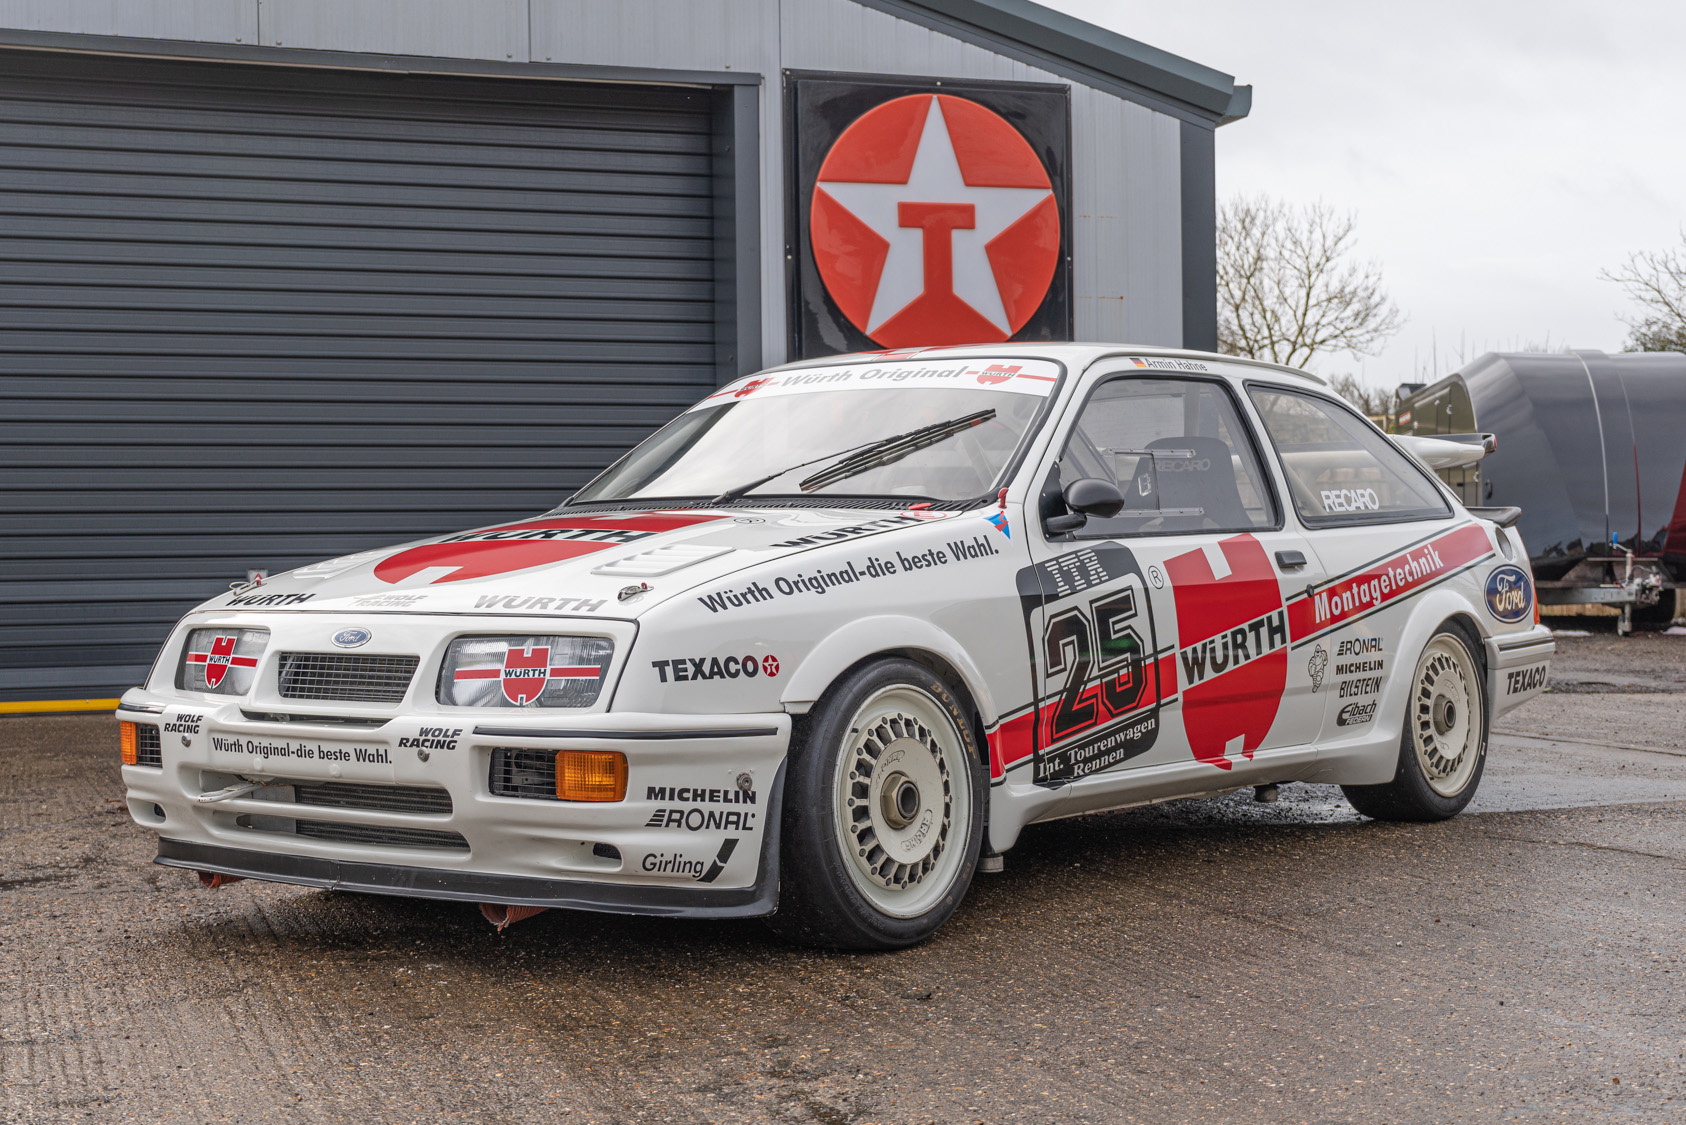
top-left (121, 697), bottom-right (791, 917)
top-left (157, 764), bottom-right (785, 918)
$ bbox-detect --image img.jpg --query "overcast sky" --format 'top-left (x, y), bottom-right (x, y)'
top-left (1046, 0), bottom-right (1686, 390)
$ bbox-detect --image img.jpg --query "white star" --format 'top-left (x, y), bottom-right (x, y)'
top-left (816, 97), bottom-right (1053, 336)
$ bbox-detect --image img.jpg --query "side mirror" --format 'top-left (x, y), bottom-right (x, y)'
top-left (1043, 477), bottom-right (1126, 534)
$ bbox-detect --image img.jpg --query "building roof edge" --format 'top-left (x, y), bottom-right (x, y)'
top-left (882, 0), bottom-right (1249, 122)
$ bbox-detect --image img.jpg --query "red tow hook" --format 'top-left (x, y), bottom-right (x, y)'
top-left (478, 903), bottom-right (548, 931)
top-left (196, 871), bottom-right (244, 888)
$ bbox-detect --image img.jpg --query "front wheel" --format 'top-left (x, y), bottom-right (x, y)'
top-left (1342, 623), bottom-right (1489, 822)
top-left (766, 658), bottom-right (984, 949)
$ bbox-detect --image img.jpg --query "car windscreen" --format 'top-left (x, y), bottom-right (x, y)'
top-left (571, 359), bottom-right (1060, 504)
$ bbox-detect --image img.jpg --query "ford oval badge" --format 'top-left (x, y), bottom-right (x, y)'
top-left (1483, 565), bottom-right (1533, 623)
top-left (332, 627), bottom-right (372, 648)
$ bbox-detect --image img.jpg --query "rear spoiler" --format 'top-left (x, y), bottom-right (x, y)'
top-left (1466, 505), bottom-right (1521, 528)
top-left (1390, 431), bottom-right (1497, 470)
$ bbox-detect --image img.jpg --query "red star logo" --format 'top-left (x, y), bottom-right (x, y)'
top-left (810, 94), bottom-right (1059, 348)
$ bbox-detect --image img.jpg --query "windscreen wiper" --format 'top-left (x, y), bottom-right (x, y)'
top-left (797, 409), bottom-right (995, 493)
top-left (708, 438), bottom-right (885, 506)
top-left (707, 408), bottom-right (996, 506)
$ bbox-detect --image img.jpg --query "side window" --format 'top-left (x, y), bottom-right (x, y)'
top-left (1247, 386), bottom-right (1451, 526)
top-left (1056, 377), bottom-right (1278, 537)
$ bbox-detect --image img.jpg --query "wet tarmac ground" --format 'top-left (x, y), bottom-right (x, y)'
top-left (3, 627), bottom-right (1685, 1123)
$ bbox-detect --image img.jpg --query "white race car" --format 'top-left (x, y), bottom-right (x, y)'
top-left (117, 345), bottom-right (1553, 948)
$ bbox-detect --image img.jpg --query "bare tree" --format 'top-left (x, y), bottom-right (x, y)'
top-left (1326, 372), bottom-right (1396, 422)
top-left (1602, 230), bottom-right (1686, 352)
top-left (1217, 195), bottom-right (1403, 369)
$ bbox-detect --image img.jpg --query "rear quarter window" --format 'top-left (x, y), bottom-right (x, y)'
top-left (1248, 385), bottom-right (1450, 526)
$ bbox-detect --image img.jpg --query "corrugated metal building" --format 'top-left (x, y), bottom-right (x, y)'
top-left (0, 0), bottom-right (1250, 702)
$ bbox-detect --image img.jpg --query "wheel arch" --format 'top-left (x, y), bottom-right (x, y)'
top-left (779, 615), bottom-right (999, 730)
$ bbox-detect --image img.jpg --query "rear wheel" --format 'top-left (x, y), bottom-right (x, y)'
top-left (1342, 623), bottom-right (1489, 821)
top-left (766, 658), bottom-right (984, 949)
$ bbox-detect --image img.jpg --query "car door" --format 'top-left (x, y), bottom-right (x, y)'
top-left (1015, 370), bottom-right (1329, 808)
top-left (1245, 383), bottom-right (1480, 737)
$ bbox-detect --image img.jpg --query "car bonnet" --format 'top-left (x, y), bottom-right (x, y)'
top-left (193, 507), bottom-right (973, 620)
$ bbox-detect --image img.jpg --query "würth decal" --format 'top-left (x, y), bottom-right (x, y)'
top-left (185, 635), bottom-right (257, 689)
top-left (451, 644), bottom-right (602, 706)
top-left (1165, 534), bottom-right (1287, 771)
top-left (374, 513), bottom-right (722, 585)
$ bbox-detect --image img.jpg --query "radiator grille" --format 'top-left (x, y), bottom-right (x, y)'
top-left (135, 724), bottom-right (162, 767)
top-left (294, 820), bottom-right (468, 850)
top-left (489, 747), bottom-right (559, 800)
top-left (293, 781), bottom-right (452, 815)
top-left (276, 653), bottom-right (419, 703)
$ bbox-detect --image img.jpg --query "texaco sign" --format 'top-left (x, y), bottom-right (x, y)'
top-left (788, 75), bottom-right (1072, 358)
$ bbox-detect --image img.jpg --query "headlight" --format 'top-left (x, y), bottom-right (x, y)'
top-left (179, 627), bottom-right (268, 695)
top-left (439, 635), bottom-right (613, 708)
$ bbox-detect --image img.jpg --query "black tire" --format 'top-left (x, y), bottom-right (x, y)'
top-left (1342, 621), bottom-right (1489, 822)
top-left (765, 657), bottom-right (985, 950)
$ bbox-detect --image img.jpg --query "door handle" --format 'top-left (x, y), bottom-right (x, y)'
top-left (1275, 550), bottom-right (1307, 570)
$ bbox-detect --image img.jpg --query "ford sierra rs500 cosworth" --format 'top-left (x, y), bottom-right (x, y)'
top-left (117, 345), bottom-right (1553, 948)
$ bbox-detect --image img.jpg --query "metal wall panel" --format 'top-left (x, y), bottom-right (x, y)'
top-left (0, 0), bottom-right (1195, 365)
top-left (257, 0), bottom-right (530, 61)
top-left (0, 51), bottom-right (718, 700)
top-left (531, 0), bottom-right (774, 72)
top-left (1069, 85), bottom-right (1182, 346)
top-left (0, 0), bottom-right (257, 44)
top-left (534, 0), bottom-right (1191, 358)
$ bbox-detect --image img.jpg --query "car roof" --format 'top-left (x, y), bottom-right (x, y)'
top-left (758, 343), bottom-right (1325, 386)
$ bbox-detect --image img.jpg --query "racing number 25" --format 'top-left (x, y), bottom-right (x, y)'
top-left (1042, 588), bottom-right (1150, 744)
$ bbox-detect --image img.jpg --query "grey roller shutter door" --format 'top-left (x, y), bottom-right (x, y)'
top-left (0, 51), bottom-right (720, 701)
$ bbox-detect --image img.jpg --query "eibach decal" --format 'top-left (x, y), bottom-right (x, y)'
top-left (373, 513), bottom-right (723, 585)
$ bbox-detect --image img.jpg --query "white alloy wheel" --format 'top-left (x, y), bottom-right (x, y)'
top-left (831, 685), bottom-right (972, 919)
top-left (1411, 634), bottom-right (1482, 798)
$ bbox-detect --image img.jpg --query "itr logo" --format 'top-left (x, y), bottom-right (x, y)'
top-left (810, 95), bottom-right (1060, 348)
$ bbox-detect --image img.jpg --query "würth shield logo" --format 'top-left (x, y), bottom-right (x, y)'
top-left (204, 634), bottom-right (238, 687)
top-left (1165, 534), bottom-right (1288, 770)
top-left (811, 95), bottom-right (1059, 348)
top-left (186, 634), bottom-right (257, 689)
top-left (452, 645), bottom-right (601, 706)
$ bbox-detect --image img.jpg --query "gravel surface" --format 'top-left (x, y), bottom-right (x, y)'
top-left (3, 629), bottom-right (1683, 1124)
